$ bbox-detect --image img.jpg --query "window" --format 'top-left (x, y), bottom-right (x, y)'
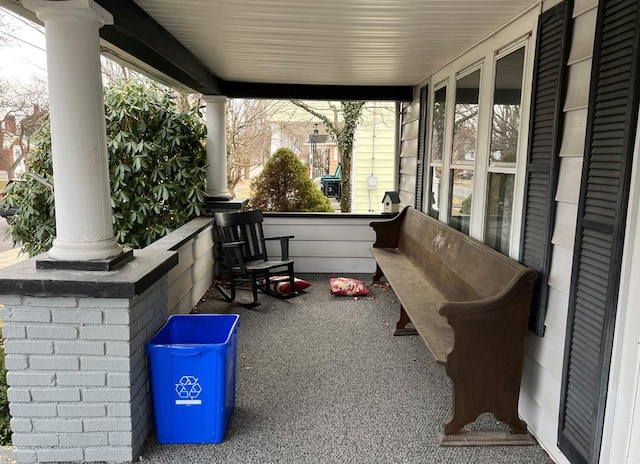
top-left (449, 69), bottom-right (480, 235)
top-left (484, 47), bottom-right (525, 254)
top-left (428, 86), bottom-right (447, 219)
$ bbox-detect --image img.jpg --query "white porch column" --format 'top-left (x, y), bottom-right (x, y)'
top-left (203, 95), bottom-right (232, 200)
top-left (25, 0), bottom-right (123, 261)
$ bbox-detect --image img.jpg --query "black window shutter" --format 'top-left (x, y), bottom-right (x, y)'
top-left (558, 1), bottom-right (640, 463)
top-left (519, 0), bottom-right (573, 337)
top-left (415, 85), bottom-right (429, 210)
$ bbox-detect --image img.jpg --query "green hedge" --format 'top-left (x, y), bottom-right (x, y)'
top-left (2, 80), bottom-right (207, 256)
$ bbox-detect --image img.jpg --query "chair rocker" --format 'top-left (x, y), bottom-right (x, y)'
top-left (214, 209), bottom-right (298, 309)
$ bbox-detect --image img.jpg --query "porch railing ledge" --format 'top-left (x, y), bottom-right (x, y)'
top-left (263, 211), bottom-right (393, 219)
top-left (145, 216), bottom-right (214, 252)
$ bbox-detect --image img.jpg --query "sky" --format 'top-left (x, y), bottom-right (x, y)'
top-left (0, 7), bottom-right (47, 81)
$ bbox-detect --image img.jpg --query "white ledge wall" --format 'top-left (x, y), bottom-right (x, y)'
top-left (262, 215), bottom-right (378, 274)
top-left (146, 217), bottom-right (215, 315)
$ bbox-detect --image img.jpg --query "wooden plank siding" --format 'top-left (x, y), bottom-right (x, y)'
top-left (397, 99), bottom-right (421, 207)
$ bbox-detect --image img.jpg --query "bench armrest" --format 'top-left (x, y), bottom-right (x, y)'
top-left (438, 269), bottom-right (537, 317)
top-left (369, 206), bottom-right (409, 248)
top-left (264, 235), bottom-right (294, 260)
top-left (438, 269), bottom-right (536, 395)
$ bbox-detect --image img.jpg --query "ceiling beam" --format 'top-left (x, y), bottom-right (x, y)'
top-left (94, 0), bottom-right (223, 95)
top-left (222, 82), bottom-right (414, 102)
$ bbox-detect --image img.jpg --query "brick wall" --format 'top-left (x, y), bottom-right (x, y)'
top-left (1, 278), bottom-right (168, 463)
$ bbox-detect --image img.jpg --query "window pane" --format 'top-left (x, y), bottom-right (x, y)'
top-left (449, 168), bottom-right (473, 234)
top-left (427, 166), bottom-right (442, 218)
top-left (489, 47), bottom-right (525, 166)
top-left (484, 173), bottom-right (515, 254)
top-left (430, 87), bottom-right (447, 162)
top-left (452, 69), bottom-right (480, 166)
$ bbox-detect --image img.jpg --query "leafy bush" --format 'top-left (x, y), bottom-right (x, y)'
top-left (249, 148), bottom-right (333, 212)
top-left (3, 80), bottom-right (207, 256)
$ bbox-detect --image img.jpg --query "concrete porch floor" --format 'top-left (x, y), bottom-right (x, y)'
top-left (0, 269), bottom-right (554, 463)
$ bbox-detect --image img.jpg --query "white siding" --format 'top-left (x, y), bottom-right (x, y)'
top-left (559, 109), bottom-right (588, 156)
top-left (146, 217), bottom-right (215, 316)
top-left (554, 157), bottom-right (583, 204)
top-left (263, 214), bottom-right (377, 274)
top-left (551, 201), bottom-right (578, 248)
top-left (353, 102), bottom-right (397, 214)
top-left (519, 2), bottom-right (597, 463)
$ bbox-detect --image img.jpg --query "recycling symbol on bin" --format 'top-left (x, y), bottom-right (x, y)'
top-left (175, 375), bottom-right (202, 400)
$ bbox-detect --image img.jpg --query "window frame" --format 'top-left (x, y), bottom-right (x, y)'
top-left (424, 80), bottom-right (449, 219)
top-left (422, 12), bottom-right (536, 260)
top-left (484, 40), bottom-right (532, 256)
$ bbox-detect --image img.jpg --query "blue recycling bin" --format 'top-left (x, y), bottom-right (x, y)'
top-left (146, 314), bottom-right (240, 444)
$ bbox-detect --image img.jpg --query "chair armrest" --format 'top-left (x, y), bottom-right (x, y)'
top-left (221, 241), bottom-right (245, 249)
top-left (264, 235), bottom-right (294, 260)
top-left (220, 241), bottom-right (246, 270)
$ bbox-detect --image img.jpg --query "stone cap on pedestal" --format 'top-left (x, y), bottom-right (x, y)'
top-left (0, 248), bottom-right (177, 298)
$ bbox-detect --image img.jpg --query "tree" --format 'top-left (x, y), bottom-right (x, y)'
top-left (3, 79), bottom-right (207, 256)
top-left (290, 100), bottom-right (366, 212)
top-left (249, 147), bottom-right (333, 212)
top-left (490, 104), bottom-right (520, 163)
top-left (226, 99), bottom-right (287, 197)
top-left (0, 10), bottom-right (16, 47)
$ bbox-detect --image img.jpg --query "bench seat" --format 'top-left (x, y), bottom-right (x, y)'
top-left (370, 247), bottom-right (452, 363)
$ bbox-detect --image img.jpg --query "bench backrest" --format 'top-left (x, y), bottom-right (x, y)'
top-left (398, 207), bottom-right (527, 301)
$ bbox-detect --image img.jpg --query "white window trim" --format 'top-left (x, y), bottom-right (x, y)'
top-left (422, 79), bottom-right (449, 215)
top-left (486, 37), bottom-right (534, 258)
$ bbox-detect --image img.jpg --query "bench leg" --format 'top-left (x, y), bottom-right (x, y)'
top-left (444, 403), bottom-right (477, 436)
top-left (444, 377), bottom-right (528, 436)
top-left (372, 264), bottom-right (385, 282)
top-left (393, 306), bottom-right (418, 336)
top-left (494, 409), bottom-right (528, 435)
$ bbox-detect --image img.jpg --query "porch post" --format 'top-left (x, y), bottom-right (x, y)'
top-left (24, 0), bottom-right (123, 262)
top-left (203, 95), bottom-right (232, 200)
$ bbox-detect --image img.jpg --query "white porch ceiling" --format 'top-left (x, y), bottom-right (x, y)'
top-left (134, 0), bottom-right (539, 87)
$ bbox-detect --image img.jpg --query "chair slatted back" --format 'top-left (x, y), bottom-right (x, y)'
top-left (215, 210), bottom-right (269, 268)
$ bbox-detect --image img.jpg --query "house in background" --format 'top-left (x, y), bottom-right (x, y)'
top-left (0, 1), bottom-right (638, 464)
top-left (0, 105), bottom-right (47, 182)
top-left (269, 101), bottom-right (397, 213)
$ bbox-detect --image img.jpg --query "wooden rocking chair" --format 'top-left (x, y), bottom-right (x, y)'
top-left (214, 209), bottom-right (298, 308)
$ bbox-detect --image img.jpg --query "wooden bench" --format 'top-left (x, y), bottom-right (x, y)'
top-left (369, 206), bottom-right (537, 446)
